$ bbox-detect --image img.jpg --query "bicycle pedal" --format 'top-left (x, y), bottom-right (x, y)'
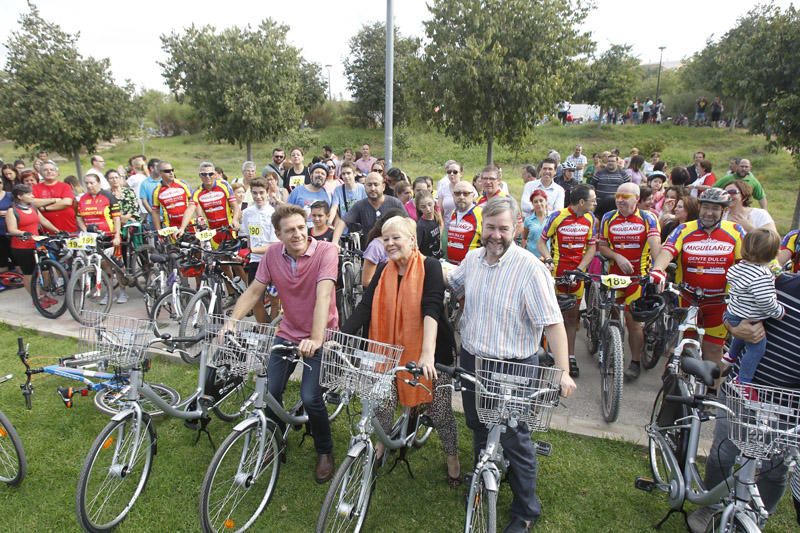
top-left (325, 391), bottom-right (342, 406)
top-left (634, 477), bottom-right (656, 492)
top-left (534, 440), bottom-right (552, 456)
top-left (418, 414), bottom-right (433, 427)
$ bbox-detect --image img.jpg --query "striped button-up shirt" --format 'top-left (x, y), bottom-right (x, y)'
top-left (449, 244), bottom-right (562, 360)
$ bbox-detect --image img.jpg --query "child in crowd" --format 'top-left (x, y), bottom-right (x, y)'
top-left (309, 200), bottom-right (334, 242)
top-left (240, 178), bottom-right (279, 323)
top-left (414, 191), bottom-right (441, 258)
top-left (723, 228), bottom-right (785, 399)
top-left (231, 182), bottom-right (247, 224)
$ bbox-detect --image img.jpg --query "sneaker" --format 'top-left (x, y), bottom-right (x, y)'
top-left (624, 361), bottom-right (641, 382)
top-left (115, 291), bottom-right (128, 304)
top-left (734, 378), bottom-right (760, 402)
top-left (38, 296), bottom-right (57, 309)
top-left (721, 351), bottom-right (736, 365)
top-left (568, 356), bottom-right (580, 378)
top-left (687, 505), bottom-right (720, 533)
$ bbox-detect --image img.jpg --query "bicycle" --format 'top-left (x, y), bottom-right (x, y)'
top-left (635, 364), bottom-right (798, 532)
top-left (435, 358), bottom-right (562, 533)
top-left (148, 236), bottom-right (203, 339)
top-left (17, 334), bottom-right (180, 417)
top-left (316, 330), bottom-right (438, 533)
top-left (0, 373), bottom-right (26, 487)
top-left (337, 233), bottom-right (363, 322)
top-left (65, 229), bottom-right (156, 324)
top-left (198, 326), bottom-right (319, 533)
top-left (570, 270), bottom-right (644, 422)
top-left (74, 312), bottom-right (263, 532)
top-left (30, 233), bottom-right (71, 318)
top-left (640, 264), bottom-right (680, 370)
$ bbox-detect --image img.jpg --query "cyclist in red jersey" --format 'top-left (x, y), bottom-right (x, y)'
top-left (178, 162), bottom-right (240, 245)
top-left (651, 188), bottom-right (744, 367)
top-left (77, 175), bottom-right (121, 247)
top-left (538, 184), bottom-right (597, 377)
top-left (598, 183), bottom-right (661, 381)
top-left (151, 161), bottom-right (193, 231)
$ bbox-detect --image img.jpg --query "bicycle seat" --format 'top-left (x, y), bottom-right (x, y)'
top-left (681, 357), bottom-right (720, 387)
top-left (150, 254), bottom-right (169, 264)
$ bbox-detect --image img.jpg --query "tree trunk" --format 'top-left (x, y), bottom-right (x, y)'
top-left (486, 132), bottom-right (494, 166)
top-left (598, 106), bottom-right (604, 129)
top-left (246, 142), bottom-right (253, 163)
top-left (73, 147), bottom-right (83, 183)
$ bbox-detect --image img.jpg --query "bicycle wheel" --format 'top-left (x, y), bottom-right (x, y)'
top-left (316, 444), bottom-right (374, 533)
top-left (93, 383), bottom-right (181, 418)
top-left (704, 509), bottom-right (759, 532)
top-left (0, 410), bottom-right (26, 487)
top-left (600, 325), bottom-right (624, 422)
top-left (131, 245), bottom-right (155, 294)
top-left (340, 262), bottom-right (357, 321)
top-left (464, 468), bottom-right (497, 533)
top-left (584, 282), bottom-right (601, 355)
top-left (150, 287), bottom-right (196, 339)
top-left (323, 389), bottom-right (346, 422)
top-left (179, 289), bottom-right (214, 363)
top-left (213, 376), bottom-right (254, 422)
top-left (31, 258), bottom-right (69, 319)
top-left (648, 377), bottom-right (688, 487)
top-left (141, 264), bottom-right (167, 316)
top-left (641, 315), bottom-right (668, 370)
top-left (199, 417), bottom-right (282, 533)
top-left (67, 265), bottom-right (113, 324)
top-left (76, 411), bottom-right (155, 532)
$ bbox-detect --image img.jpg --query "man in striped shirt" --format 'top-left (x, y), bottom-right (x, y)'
top-left (446, 196), bottom-right (576, 533)
top-left (688, 272), bottom-right (800, 532)
top-left (589, 154), bottom-right (630, 219)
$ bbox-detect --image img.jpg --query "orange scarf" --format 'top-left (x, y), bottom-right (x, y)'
top-left (369, 250), bottom-right (432, 407)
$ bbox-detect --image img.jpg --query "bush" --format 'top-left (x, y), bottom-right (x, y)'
top-left (305, 104), bottom-right (334, 129)
top-left (282, 129), bottom-right (320, 153)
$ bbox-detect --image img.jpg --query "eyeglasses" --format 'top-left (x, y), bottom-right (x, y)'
top-left (615, 193), bottom-right (637, 200)
top-left (481, 177), bottom-right (498, 182)
top-left (453, 191), bottom-right (473, 197)
top-left (160, 169), bottom-right (174, 174)
top-left (724, 190), bottom-right (741, 196)
top-left (199, 172), bottom-right (215, 178)
top-left (446, 169), bottom-right (460, 175)
top-left (273, 155), bottom-right (285, 159)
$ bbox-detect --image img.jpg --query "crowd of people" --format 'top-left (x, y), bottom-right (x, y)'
top-left (0, 139), bottom-right (798, 531)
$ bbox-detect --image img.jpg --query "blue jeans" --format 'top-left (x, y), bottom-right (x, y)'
top-left (266, 336), bottom-right (332, 455)
top-left (460, 348), bottom-right (541, 522)
top-left (723, 312), bottom-right (767, 384)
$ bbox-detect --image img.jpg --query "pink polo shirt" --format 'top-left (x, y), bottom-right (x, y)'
top-left (255, 238), bottom-right (339, 343)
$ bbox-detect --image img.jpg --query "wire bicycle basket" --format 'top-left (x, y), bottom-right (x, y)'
top-left (207, 316), bottom-right (278, 376)
top-left (723, 380), bottom-right (800, 460)
top-left (78, 311), bottom-right (156, 369)
top-left (474, 355), bottom-right (562, 432)
top-left (320, 329), bottom-right (404, 402)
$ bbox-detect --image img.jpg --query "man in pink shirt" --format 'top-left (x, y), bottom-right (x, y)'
top-left (227, 203), bottom-right (338, 484)
top-left (354, 143), bottom-right (377, 176)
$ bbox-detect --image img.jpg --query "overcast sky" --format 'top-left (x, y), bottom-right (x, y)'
top-left (0, 0), bottom-right (793, 99)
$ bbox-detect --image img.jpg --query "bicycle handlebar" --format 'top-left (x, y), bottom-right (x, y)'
top-left (665, 394), bottom-right (732, 416)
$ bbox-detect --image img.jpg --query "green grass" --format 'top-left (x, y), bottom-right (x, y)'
top-left (3, 122), bottom-right (795, 231)
top-left (0, 324), bottom-right (795, 532)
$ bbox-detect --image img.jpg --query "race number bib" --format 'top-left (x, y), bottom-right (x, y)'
top-left (80, 233), bottom-right (98, 248)
top-left (248, 225), bottom-right (262, 237)
top-left (197, 229), bottom-right (216, 242)
top-left (158, 226), bottom-right (178, 236)
top-left (601, 274), bottom-right (632, 289)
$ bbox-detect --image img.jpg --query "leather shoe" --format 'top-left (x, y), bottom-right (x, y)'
top-left (503, 515), bottom-right (533, 533)
top-left (315, 453), bottom-right (335, 483)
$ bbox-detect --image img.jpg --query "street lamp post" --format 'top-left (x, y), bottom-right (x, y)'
top-left (324, 64), bottom-right (332, 101)
top-left (655, 46), bottom-right (666, 108)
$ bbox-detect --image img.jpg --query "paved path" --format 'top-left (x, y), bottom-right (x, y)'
top-left (0, 287), bottom-right (713, 451)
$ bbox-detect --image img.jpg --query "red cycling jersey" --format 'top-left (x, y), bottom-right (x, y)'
top-left (191, 181), bottom-right (236, 229)
top-left (153, 179), bottom-right (193, 228)
top-left (599, 208), bottom-right (660, 276)
top-left (541, 206), bottom-right (597, 271)
top-left (78, 190), bottom-right (120, 235)
top-left (662, 220), bottom-right (744, 295)
top-left (780, 229), bottom-right (800, 273)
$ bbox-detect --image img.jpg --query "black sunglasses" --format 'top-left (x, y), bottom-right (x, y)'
top-left (160, 168), bottom-right (174, 174)
top-left (199, 172), bottom-right (215, 178)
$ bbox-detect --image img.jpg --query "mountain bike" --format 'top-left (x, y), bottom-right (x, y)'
top-left (337, 233), bottom-right (363, 321)
top-left (30, 234), bottom-right (71, 318)
top-left (435, 358), bottom-right (562, 533)
top-left (316, 330), bottom-right (439, 533)
top-left (0, 373), bottom-right (26, 487)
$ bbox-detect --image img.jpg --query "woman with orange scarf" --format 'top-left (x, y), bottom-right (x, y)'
top-left (341, 216), bottom-right (461, 487)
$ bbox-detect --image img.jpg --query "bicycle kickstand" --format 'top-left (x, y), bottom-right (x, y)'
top-left (388, 448), bottom-right (414, 479)
top-left (653, 507), bottom-right (688, 530)
top-left (191, 416), bottom-right (217, 450)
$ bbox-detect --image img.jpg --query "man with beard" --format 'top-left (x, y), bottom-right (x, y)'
top-left (589, 154), bottom-right (629, 219)
top-left (538, 184), bottom-right (598, 378)
top-left (287, 163), bottom-right (332, 228)
top-left (446, 180), bottom-right (483, 265)
top-left (446, 196), bottom-right (576, 533)
top-left (651, 188), bottom-right (745, 368)
top-left (714, 158), bottom-right (767, 209)
top-left (332, 171), bottom-right (404, 247)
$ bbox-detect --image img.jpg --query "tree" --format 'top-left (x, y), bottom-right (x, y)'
top-left (420, 0), bottom-right (593, 164)
top-left (136, 90), bottom-right (202, 136)
top-left (575, 44), bottom-right (640, 128)
top-left (0, 3), bottom-right (134, 177)
top-left (161, 19), bottom-right (305, 162)
top-left (296, 60), bottom-right (328, 125)
top-left (344, 22), bottom-right (421, 127)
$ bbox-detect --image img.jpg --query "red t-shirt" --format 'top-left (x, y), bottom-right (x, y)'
top-left (33, 181), bottom-right (77, 233)
top-left (10, 206), bottom-right (40, 250)
top-left (191, 181), bottom-right (235, 229)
